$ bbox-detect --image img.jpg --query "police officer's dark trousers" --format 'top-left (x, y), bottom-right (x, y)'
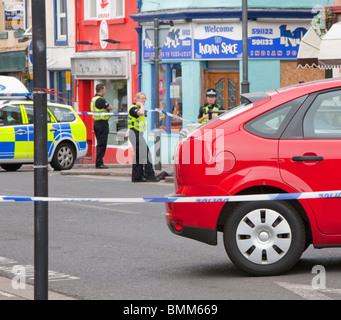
top-left (128, 128), bottom-right (155, 181)
top-left (94, 119), bottom-right (109, 167)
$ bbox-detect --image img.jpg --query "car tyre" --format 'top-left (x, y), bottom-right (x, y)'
top-left (50, 142), bottom-right (75, 171)
top-left (1, 164), bottom-right (22, 171)
top-left (223, 201), bottom-right (306, 276)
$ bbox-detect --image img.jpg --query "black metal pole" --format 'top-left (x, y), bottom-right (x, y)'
top-left (32, 0), bottom-right (49, 300)
top-left (154, 18), bottom-right (161, 170)
top-left (241, 0), bottom-right (250, 94)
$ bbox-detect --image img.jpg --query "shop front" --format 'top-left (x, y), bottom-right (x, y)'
top-left (71, 50), bottom-right (134, 164)
top-left (135, 12), bottom-right (324, 164)
top-left (72, 0), bottom-right (140, 165)
top-left (0, 50), bottom-right (26, 77)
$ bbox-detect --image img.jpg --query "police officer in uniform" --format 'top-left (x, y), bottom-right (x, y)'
top-left (91, 83), bottom-right (113, 169)
top-left (128, 92), bottom-right (159, 183)
top-left (198, 88), bottom-right (224, 124)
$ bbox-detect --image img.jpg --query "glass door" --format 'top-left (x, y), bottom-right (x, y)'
top-left (98, 79), bottom-right (128, 147)
top-left (204, 70), bottom-right (240, 109)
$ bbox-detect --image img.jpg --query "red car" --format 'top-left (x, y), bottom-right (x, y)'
top-left (166, 78), bottom-right (341, 276)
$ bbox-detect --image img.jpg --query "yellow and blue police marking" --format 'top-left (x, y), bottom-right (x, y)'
top-left (0, 126), bottom-right (30, 159)
top-left (0, 124), bottom-right (87, 160)
top-left (1, 190), bottom-right (341, 203)
top-left (0, 104), bottom-right (87, 160)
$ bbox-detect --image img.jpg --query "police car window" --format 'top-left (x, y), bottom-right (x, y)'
top-left (24, 105), bottom-right (51, 124)
top-left (303, 90), bottom-right (341, 139)
top-left (48, 106), bottom-right (76, 123)
top-left (0, 106), bottom-right (22, 126)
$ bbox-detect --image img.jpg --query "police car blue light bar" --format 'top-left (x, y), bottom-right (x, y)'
top-left (0, 93), bottom-right (31, 97)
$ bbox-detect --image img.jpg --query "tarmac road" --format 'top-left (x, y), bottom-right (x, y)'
top-left (1, 165), bottom-right (341, 301)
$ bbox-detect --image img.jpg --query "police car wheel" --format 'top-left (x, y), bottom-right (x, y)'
top-left (1, 164), bottom-right (22, 171)
top-left (51, 142), bottom-right (75, 171)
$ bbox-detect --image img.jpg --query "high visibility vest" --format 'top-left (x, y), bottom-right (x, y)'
top-left (202, 104), bottom-right (221, 124)
top-left (128, 103), bottom-right (147, 132)
top-left (90, 95), bottom-right (110, 121)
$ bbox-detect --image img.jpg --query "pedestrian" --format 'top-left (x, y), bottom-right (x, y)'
top-left (128, 92), bottom-right (160, 183)
top-left (91, 83), bottom-right (113, 169)
top-left (198, 88), bottom-right (225, 124)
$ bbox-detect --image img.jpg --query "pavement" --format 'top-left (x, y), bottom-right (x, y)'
top-left (0, 276), bottom-right (76, 300)
top-left (60, 163), bottom-right (175, 183)
top-left (0, 162), bottom-right (175, 300)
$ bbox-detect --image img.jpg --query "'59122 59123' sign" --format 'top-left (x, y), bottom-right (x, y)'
top-left (193, 21), bottom-right (309, 60)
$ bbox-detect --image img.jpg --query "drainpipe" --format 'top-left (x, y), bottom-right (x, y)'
top-left (136, 27), bottom-right (142, 92)
top-left (137, 0), bottom-right (142, 12)
top-left (136, 0), bottom-right (142, 91)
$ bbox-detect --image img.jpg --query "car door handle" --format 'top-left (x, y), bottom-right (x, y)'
top-left (16, 129), bottom-right (27, 135)
top-left (49, 128), bottom-right (58, 132)
top-left (292, 156), bottom-right (324, 161)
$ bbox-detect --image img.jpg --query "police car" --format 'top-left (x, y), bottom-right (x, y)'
top-left (0, 76), bottom-right (87, 171)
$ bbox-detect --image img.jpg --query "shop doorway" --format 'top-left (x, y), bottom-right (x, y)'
top-left (205, 70), bottom-right (240, 109)
top-left (98, 79), bottom-right (128, 147)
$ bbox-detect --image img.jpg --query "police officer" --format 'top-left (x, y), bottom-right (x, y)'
top-left (128, 92), bottom-right (159, 183)
top-left (91, 83), bottom-right (113, 169)
top-left (198, 88), bottom-right (224, 124)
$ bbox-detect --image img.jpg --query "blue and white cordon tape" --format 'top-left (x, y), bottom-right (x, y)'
top-left (1, 190), bottom-right (341, 203)
top-left (76, 112), bottom-right (128, 116)
top-left (76, 110), bottom-right (195, 123)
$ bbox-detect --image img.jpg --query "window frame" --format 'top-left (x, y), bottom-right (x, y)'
top-left (0, 105), bottom-right (23, 126)
top-left (54, 0), bottom-right (68, 46)
top-left (244, 96), bottom-right (307, 139)
top-left (303, 89), bottom-right (341, 139)
top-left (83, 0), bottom-right (125, 21)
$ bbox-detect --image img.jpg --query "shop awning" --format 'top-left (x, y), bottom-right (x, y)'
top-left (297, 27), bottom-right (322, 68)
top-left (318, 22), bottom-right (341, 69)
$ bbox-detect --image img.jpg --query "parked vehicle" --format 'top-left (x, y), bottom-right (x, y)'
top-left (166, 78), bottom-right (341, 276)
top-left (0, 76), bottom-right (87, 171)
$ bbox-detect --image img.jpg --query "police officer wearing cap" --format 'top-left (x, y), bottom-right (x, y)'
top-left (198, 88), bottom-right (224, 124)
top-left (91, 83), bottom-right (113, 169)
top-left (128, 92), bottom-right (160, 183)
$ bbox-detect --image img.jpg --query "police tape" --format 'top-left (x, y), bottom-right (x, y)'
top-left (75, 110), bottom-right (195, 123)
top-left (1, 190), bottom-right (341, 203)
top-left (76, 112), bottom-right (128, 116)
top-left (153, 109), bottom-right (195, 123)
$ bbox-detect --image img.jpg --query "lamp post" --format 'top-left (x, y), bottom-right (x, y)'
top-left (241, 0), bottom-right (250, 94)
top-left (32, 0), bottom-right (49, 300)
top-left (147, 19), bottom-right (173, 170)
top-left (153, 18), bottom-right (161, 170)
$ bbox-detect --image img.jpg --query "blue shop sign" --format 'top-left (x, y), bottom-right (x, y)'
top-left (143, 21), bottom-right (309, 61)
top-left (194, 21), bottom-right (310, 60)
top-left (143, 25), bottom-right (193, 60)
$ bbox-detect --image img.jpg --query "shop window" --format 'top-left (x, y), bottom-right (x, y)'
top-left (54, 0), bottom-right (68, 45)
top-left (98, 79), bottom-right (128, 147)
top-left (156, 64), bottom-right (182, 133)
top-left (49, 71), bottom-right (73, 105)
top-left (84, 0), bottom-right (124, 20)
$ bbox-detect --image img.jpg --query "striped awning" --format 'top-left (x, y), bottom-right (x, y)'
top-left (318, 22), bottom-right (341, 69)
top-left (297, 27), bottom-right (322, 68)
